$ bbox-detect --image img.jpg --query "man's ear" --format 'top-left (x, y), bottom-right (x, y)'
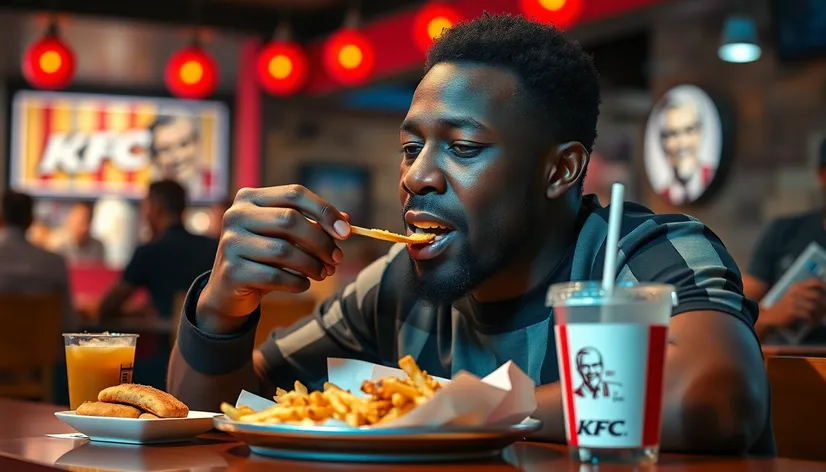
top-left (546, 142), bottom-right (589, 199)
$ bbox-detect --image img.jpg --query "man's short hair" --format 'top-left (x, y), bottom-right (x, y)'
top-left (148, 180), bottom-right (187, 216)
top-left (1, 190), bottom-right (34, 229)
top-left (425, 13), bottom-right (601, 190)
top-left (147, 115), bottom-right (199, 158)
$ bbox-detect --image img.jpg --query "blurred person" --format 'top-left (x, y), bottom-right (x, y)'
top-left (168, 15), bottom-right (771, 454)
top-left (744, 140), bottom-right (826, 343)
top-left (98, 180), bottom-right (218, 320)
top-left (0, 190), bottom-right (74, 328)
top-left (148, 115), bottom-right (208, 202)
top-left (48, 201), bottom-right (105, 265)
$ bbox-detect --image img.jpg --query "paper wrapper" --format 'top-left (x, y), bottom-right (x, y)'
top-left (235, 358), bottom-right (537, 429)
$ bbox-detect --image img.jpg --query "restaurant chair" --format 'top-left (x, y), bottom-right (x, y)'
top-left (766, 356), bottom-right (826, 461)
top-left (0, 293), bottom-right (63, 402)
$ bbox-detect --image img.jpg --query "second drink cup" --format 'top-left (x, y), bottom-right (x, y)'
top-left (63, 333), bottom-right (139, 410)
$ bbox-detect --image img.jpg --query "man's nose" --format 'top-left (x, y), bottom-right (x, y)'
top-left (402, 145), bottom-right (447, 196)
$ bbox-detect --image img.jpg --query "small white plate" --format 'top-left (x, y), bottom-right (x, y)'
top-left (54, 411), bottom-right (220, 444)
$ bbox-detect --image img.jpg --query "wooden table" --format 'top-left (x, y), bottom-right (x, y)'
top-left (0, 399), bottom-right (822, 471)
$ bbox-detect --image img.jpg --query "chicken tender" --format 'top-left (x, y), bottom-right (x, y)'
top-left (98, 384), bottom-right (189, 418)
top-left (76, 401), bottom-right (141, 418)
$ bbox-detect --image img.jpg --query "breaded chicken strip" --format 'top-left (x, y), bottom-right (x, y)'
top-left (98, 384), bottom-right (189, 418)
top-left (76, 401), bottom-right (141, 418)
top-left (138, 412), bottom-right (159, 419)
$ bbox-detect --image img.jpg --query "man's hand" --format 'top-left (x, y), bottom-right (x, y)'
top-left (760, 279), bottom-right (826, 332)
top-left (197, 185), bottom-right (350, 333)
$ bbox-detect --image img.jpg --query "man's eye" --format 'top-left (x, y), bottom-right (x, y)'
top-left (402, 144), bottom-right (422, 158)
top-left (449, 143), bottom-right (483, 158)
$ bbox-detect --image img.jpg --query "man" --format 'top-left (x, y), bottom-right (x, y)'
top-left (98, 180), bottom-right (217, 320)
top-left (0, 190), bottom-right (74, 329)
top-left (148, 115), bottom-right (209, 202)
top-left (573, 347), bottom-right (619, 400)
top-left (657, 98), bottom-right (713, 205)
top-left (48, 201), bottom-right (106, 265)
top-left (743, 140), bottom-right (826, 343)
top-left (169, 15), bottom-right (771, 454)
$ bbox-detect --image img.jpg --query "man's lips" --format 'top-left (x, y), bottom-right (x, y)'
top-left (404, 210), bottom-right (455, 245)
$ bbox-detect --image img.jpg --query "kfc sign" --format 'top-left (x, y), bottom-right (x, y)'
top-left (644, 85), bottom-right (731, 206)
top-left (10, 90), bottom-right (229, 203)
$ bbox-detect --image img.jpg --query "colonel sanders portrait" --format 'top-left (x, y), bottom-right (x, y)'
top-left (148, 114), bottom-right (212, 202)
top-left (644, 85), bottom-right (723, 206)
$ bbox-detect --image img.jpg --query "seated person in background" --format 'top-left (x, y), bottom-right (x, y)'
top-left (743, 144), bottom-right (826, 343)
top-left (0, 190), bottom-right (74, 329)
top-left (48, 201), bottom-right (106, 266)
top-left (98, 180), bottom-right (218, 320)
top-left (168, 15), bottom-right (772, 455)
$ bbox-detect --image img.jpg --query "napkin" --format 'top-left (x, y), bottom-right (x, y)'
top-left (235, 358), bottom-right (537, 429)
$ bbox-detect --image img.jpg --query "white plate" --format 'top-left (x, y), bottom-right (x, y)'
top-left (213, 416), bottom-right (543, 462)
top-left (54, 411), bottom-right (220, 444)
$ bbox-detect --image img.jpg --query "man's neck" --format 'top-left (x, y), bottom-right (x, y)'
top-left (155, 217), bottom-right (182, 236)
top-left (470, 202), bottom-right (581, 304)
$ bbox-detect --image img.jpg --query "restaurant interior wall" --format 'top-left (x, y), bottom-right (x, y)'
top-left (644, 0), bottom-right (826, 266)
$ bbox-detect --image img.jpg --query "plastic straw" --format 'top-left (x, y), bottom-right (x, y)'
top-left (601, 183), bottom-right (626, 294)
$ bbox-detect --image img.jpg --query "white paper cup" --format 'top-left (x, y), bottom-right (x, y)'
top-left (547, 282), bottom-right (676, 464)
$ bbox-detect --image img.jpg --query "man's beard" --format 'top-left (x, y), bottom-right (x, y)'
top-left (404, 202), bottom-right (534, 304)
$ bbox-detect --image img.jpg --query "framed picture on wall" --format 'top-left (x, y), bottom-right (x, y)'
top-left (299, 163), bottom-right (371, 226)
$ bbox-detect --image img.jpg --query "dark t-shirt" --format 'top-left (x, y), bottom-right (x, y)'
top-left (748, 211), bottom-right (826, 343)
top-left (176, 195), bottom-right (774, 454)
top-left (123, 224), bottom-right (218, 318)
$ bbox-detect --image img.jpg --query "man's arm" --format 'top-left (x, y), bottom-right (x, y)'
top-left (168, 247), bottom-right (392, 412)
top-left (532, 311), bottom-right (766, 454)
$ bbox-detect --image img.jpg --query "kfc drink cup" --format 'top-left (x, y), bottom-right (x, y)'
top-left (63, 333), bottom-right (139, 410)
top-left (548, 282), bottom-right (676, 464)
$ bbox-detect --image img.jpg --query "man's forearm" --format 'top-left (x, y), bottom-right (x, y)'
top-left (532, 383), bottom-right (566, 442)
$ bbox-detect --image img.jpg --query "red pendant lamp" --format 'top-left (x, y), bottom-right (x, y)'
top-left (520, 0), bottom-right (584, 30)
top-left (165, 37), bottom-right (219, 100)
top-left (256, 24), bottom-right (308, 96)
top-left (412, 2), bottom-right (464, 53)
top-left (322, 9), bottom-right (375, 86)
top-left (22, 22), bottom-right (76, 90)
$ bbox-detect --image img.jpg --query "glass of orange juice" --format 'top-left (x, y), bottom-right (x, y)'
top-left (62, 333), bottom-right (139, 410)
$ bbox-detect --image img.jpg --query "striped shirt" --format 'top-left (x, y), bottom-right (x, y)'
top-left (171, 195), bottom-right (770, 451)
top-left (174, 194), bottom-right (758, 381)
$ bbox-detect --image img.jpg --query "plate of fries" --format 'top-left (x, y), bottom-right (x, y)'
top-left (213, 356), bottom-right (542, 462)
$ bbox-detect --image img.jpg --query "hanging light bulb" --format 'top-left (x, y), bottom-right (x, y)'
top-left (322, 7), bottom-right (375, 86)
top-left (165, 35), bottom-right (219, 99)
top-left (719, 15), bottom-right (761, 63)
top-left (257, 23), bottom-right (309, 96)
top-left (412, 2), bottom-right (464, 53)
top-left (22, 21), bottom-right (76, 90)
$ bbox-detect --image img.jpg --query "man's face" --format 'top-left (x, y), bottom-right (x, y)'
top-left (661, 104), bottom-right (701, 183)
top-left (66, 204), bottom-right (92, 243)
top-left (398, 63), bottom-right (549, 301)
top-left (577, 352), bottom-right (603, 389)
top-left (152, 119), bottom-right (199, 182)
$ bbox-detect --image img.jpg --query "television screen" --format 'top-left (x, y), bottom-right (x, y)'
top-left (772, 0), bottom-right (826, 60)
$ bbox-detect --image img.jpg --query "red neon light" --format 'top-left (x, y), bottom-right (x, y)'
top-left (520, 0), bottom-right (584, 30)
top-left (256, 41), bottom-right (308, 96)
top-left (164, 46), bottom-right (219, 99)
top-left (23, 36), bottom-right (76, 90)
top-left (322, 29), bottom-right (375, 86)
top-left (413, 2), bottom-right (464, 53)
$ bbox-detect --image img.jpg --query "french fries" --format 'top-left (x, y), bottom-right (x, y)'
top-left (222, 355), bottom-right (441, 427)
